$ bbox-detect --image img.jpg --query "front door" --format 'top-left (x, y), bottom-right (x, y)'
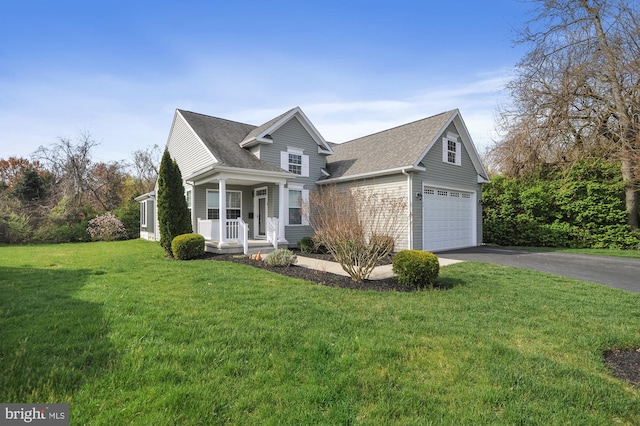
top-left (254, 187), bottom-right (268, 238)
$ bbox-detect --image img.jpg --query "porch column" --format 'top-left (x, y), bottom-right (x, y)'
top-left (218, 178), bottom-right (228, 248)
top-left (278, 182), bottom-right (287, 243)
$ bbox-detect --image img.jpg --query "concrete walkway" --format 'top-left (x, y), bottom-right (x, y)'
top-left (295, 255), bottom-right (463, 280)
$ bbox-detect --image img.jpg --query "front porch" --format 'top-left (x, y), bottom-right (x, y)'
top-left (185, 166), bottom-right (294, 255)
top-left (197, 217), bottom-right (287, 255)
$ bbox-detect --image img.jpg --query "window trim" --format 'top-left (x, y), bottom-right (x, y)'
top-left (286, 184), bottom-right (309, 226)
top-left (185, 189), bottom-right (192, 213)
top-left (280, 147), bottom-right (309, 177)
top-left (206, 189), bottom-right (242, 220)
top-left (141, 200), bottom-right (148, 227)
top-left (442, 134), bottom-right (461, 166)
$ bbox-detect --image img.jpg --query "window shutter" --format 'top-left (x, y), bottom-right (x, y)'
top-left (301, 155), bottom-right (309, 177)
top-left (280, 151), bottom-right (288, 171)
top-left (455, 141), bottom-right (462, 166)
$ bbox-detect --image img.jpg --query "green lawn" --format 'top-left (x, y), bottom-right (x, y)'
top-left (1, 240), bottom-right (639, 425)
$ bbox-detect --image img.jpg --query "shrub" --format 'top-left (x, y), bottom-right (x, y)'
top-left (0, 211), bottom-right (31, 244)
top-left (368, 234), bottom-right (394, 257)
top-left (393, 250), bottom-right (439, 289)
top-left (264, 249), bottom-right (297, 267)
top-left (298, 236), bottom-right (316, 254)
top-left (305, 184), bottom-right (406, 281)
top-left (34, 221), bottom-right (91, 243)
top-left (87, 212), bottom-right (128, 242)
top-left (113, 201), bottom-right (141, 240)
top-left (171, 233), bottom-right (205, 260)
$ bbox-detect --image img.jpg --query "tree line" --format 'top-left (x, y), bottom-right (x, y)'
top-left (0, 133), bottom-right (161, 244)
top-left (484, 0), bottom-right (639, 248)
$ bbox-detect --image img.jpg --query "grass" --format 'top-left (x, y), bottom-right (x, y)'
top-left (1, 240), bottom-right (640, 425)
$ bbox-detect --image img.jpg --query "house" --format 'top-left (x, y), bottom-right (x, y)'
top-left (137, 107), bottom-right (489, 254)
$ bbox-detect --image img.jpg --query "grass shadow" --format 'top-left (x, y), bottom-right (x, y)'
top-left (0, 266), bottom-right (116, 402)
top-left (434, 276), bottom-right (467, 290)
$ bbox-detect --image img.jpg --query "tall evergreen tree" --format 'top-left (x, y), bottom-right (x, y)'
top-left (13, 167), bottom-right (45, 203)
top-left (157, 149), bottom-right (192, 255)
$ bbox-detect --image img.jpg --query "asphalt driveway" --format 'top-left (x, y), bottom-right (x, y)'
top-left (437, 246), bottom-right (640, 293)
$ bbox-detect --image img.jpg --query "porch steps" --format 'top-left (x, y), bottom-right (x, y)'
top-left (204, 240), bottom-right (288, 255)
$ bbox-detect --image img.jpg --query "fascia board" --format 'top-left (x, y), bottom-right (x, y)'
top-left (317, 166), bottom-right (419, 184)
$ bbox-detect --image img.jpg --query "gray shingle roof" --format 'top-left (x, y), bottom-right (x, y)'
top-left (178, 110), bottom-right (287, 173)
top-left (240, 108), bottom-right (297, 145)
top-left (326, 110), bottom-right (457, 179)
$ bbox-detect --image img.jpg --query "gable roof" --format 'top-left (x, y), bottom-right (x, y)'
top-left (177, 110), bottom-right (287, 174)
top-left (325, 109), bottom-right (488, 181)
top-left (240, 107), bottom-right (334, 154)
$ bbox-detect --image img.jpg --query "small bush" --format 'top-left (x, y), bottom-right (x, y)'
top-left (87, 212), bottom-right (128, 242)
top-left (298, 236), bottom-right (316, 254)
top-left (171, 233), bottom-right (205, 260)
top-left (393, 250), bottom-right (439, 289)
top-left (264, 249), bottom-right (297, 267)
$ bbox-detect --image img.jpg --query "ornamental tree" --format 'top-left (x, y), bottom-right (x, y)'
top-left (157, 149), bottom-right (192, 255)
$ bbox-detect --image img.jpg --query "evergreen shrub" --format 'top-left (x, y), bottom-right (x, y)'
top-left (392, 250), bottom-right (439, 289)
top-left (171, 233), bottom-right (205, 260)
top-left (298, 236), bottom-right (315, 254)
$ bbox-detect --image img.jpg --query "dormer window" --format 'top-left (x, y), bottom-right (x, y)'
top-left (281, 147), bottom-right (309, 177)
top-left (442, 133), bottom-right (461, 166)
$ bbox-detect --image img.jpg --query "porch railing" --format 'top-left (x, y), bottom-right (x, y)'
top-left (197, 218), bottom-right (249, 253)
top-left (266, 217), bottom-right (279, 249)
top-left (235, 218), bottom-right (249, 255)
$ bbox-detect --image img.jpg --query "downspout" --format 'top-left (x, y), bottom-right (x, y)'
top-left (402, 169), bottom-right (413, 250)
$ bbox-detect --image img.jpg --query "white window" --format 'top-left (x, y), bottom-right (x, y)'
top-left (442, 135), bottom-right (461, 166)
top-left (207, 190), bottom-right (242, 220)
top-left (287, 186), bottom-right (309, 226)
top-left (140, 201), bottom-right (147, 227)
top-left (280, 148), bottom-right (309, 177)
top-left (288, 152), bottom-right (302, 175)
top-left (185, 189), bottom-right (192, 215)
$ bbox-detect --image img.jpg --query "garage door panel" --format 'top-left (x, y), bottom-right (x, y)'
top-left (423, 186), bottom-right (474, 252)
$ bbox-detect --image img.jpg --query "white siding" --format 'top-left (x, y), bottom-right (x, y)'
top-left (167, 113), bottom-right (215, 180)
top-left (334, 175), bottom-right (410, 251)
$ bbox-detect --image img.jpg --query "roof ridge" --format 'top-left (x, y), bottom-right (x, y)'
top-left (338, 109), bottom-right (457, 146)
top-left (177, 109), bottom-right (256, 128)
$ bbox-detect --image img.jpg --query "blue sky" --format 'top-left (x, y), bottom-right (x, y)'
top-left (0, 1), bottom-right (530, 164)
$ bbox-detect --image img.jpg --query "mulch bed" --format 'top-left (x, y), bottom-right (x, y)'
top-left (603, 349), bottom-right (640, 389)
top-left (205, 250), bottom-right (640, 388)
top-left (205, 251), bottom-right (415, 292)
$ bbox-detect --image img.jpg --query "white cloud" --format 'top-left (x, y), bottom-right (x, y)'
top-left (0, 62), bottom-right (513, 163)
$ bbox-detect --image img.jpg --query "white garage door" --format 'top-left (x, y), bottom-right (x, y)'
top-left (423, 186), bottom-right (475, 252)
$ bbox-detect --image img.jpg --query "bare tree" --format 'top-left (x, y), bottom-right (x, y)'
top-left (304, 184), bottom-right (407, 281)
top-left (492, 0), bottom-right (640, 227)
top-left (33, 132), bottom-right (128, 212)
top-left (130, 144), bottom-right (162, 194)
